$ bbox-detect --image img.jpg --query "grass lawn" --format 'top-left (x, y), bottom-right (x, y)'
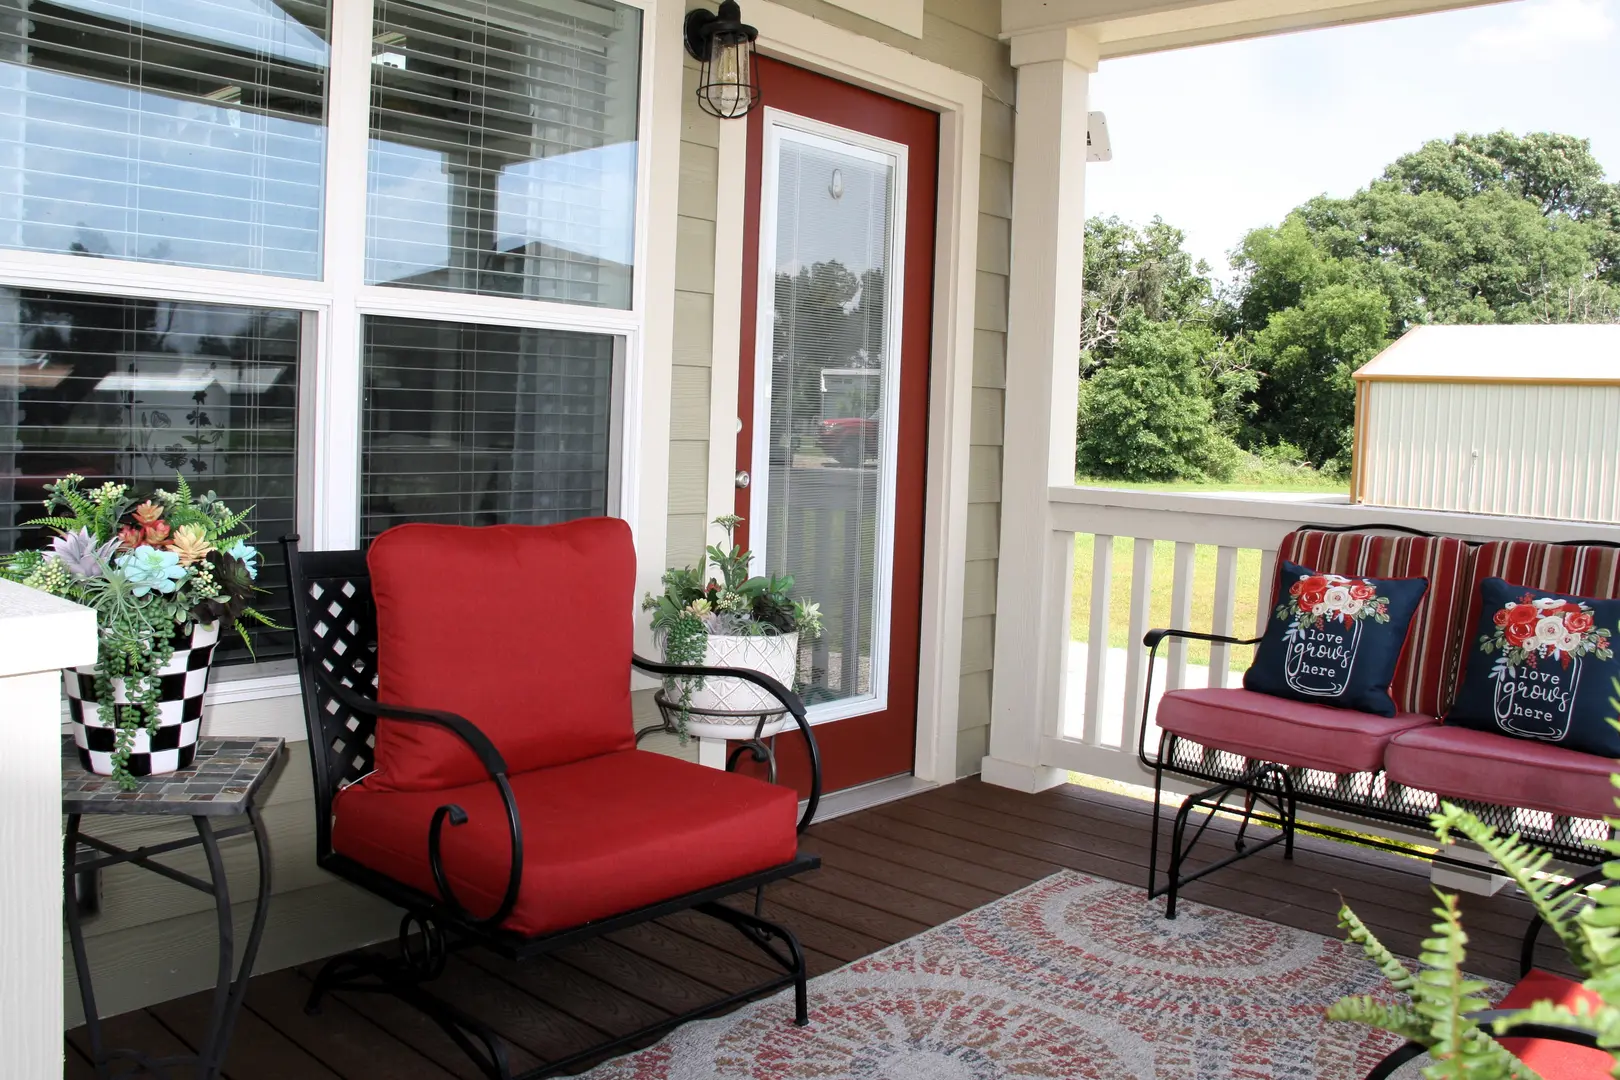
top-left (1071, 535), bottom-right (1265, 672)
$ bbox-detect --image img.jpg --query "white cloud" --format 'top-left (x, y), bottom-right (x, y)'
top-left (1463, 0), bottom-right (1615, 60)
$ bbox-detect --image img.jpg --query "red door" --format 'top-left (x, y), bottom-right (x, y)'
top-left (734, 58), bottom-right (938, 794)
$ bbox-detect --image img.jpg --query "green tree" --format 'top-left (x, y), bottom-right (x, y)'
top-left (1076, 314), bottom-right (1237, 482)
top-left (1080, 216), bottom-right (1216, 367)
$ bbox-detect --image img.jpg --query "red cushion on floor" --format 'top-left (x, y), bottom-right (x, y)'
top-left (1157, 688), bottom-right (1438, 773)
top-left (367, 518), bottom-right (636, 791)
top-left (1384, 725), bottom-right (1617, 821)
top-left (1276, 531), bottom-right (1475, 718)
top-left (1496, 969), bottom-right (1610, 1077)
top-left (331, 750), bottom-right (800, 936)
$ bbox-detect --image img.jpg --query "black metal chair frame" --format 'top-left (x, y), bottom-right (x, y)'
top-left (282, 538), bottom-right (825, 1080)
top-left (1139, 524), bottom-right (1620, 919)
top-left (1363, 866), bottom-right (1610, 1078)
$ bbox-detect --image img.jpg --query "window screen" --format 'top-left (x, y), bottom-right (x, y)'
top-left (361, 315), bottom-right (614, 540)
top-left (0, 288), bottom-right (301, 663)
top-left (366, 0), bottom-right (641, 307)
top-left (0, 0), bottom-right (330, 278)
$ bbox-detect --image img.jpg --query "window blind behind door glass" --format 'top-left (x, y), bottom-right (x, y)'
top-left (0, 288), bottom-right (301, 663)
top-left (0, 0), bottom-right (330, 278)
top-left (361, 315), bottom-right (614, 541)
top-left (366, 0), bottom-right (641, 308)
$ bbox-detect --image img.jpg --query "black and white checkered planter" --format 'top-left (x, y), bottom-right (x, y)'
top-left (67, 622), bottom-right (220, 778)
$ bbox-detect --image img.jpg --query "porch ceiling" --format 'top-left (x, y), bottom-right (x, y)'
top-left (1003, 0), bottom-right (1517, 56)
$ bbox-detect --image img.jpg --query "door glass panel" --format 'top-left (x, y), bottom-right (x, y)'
top-left (756, 116), bottom-right (905, 721)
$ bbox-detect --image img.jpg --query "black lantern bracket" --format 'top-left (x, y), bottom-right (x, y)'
top-left (683, 2), bottom-right (757, 62)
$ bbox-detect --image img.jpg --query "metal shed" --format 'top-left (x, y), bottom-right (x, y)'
top-left (1352, 324), bottom-right (1620, 522)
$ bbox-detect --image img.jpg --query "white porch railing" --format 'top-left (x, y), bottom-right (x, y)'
top-left (1037, 486), bottom-right (1620, 789)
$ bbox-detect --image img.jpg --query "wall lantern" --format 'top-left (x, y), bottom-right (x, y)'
top-left (684, 1), bottom-right (760, 119)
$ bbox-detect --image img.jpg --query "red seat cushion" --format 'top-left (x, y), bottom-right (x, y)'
top-left (1385, 725), bottom-right (1617, 821)
top-left (1496, 969), bottom-right (1610, 1077)
top-left (367, 519), bottom-right (636, 791)
top-left (1276, 530), bottom-right (1475, 718)
top-left (331, 749), bottom-right (800, 937)
top-left (1157, 688), bottom-right (1437, 774)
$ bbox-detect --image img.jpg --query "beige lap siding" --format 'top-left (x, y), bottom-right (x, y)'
top-left (664, 0), bottom-right (1014, 780)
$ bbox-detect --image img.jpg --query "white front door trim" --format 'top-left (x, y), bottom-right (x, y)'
top-left (705, 2), bottom-right (983, 785)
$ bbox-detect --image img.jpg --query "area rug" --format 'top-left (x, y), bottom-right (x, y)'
top-left (583, 871), bottom-right (1499, 1079)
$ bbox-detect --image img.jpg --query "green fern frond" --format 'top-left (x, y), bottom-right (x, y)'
top-left (1340, 902), bottom-right (1418, 995)
top-left (174, 473), bottom-right (192, 504)
top-left (22, 515), bottom-right (90, 534)
top-left (1433, 803), bottom-right (1592, 974)
top-left (1325, 996), bottom-right (1431, 1043)
top-left (1412, 893), bottom-right (1494, 1059)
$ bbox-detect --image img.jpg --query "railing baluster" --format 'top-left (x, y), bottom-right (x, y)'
top-left (1255, 548), bottom-right (1278, 637)
top-left (1119, 538), bottom-right (1155, 753)
top-left (1083, 535), bottom-right (1114, 746)
top-left (1166, 541), bottom-right (1195, 691)
top-left (1208, 545), bottom-right (1238, 687)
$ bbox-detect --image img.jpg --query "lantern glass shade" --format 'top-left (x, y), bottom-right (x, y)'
top-left (686, 3), bottom-right (760, 119)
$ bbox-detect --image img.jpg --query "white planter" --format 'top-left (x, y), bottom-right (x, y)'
top-left (670, 632), bottom-right (799, 741)
top-left (66, 622), bottom-right (220, 778)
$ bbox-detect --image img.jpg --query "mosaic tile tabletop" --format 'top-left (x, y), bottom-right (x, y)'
top-left (62, 736), bottom-right (284, 816)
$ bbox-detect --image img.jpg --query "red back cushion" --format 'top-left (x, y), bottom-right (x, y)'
top-left (367, 519), bottom-right (636, 791)
top-left (1275, 530), bottom-right (1475, 718)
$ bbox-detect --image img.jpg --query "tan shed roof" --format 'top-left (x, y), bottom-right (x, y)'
top-left (1353, 324), bottom-right (1620, 384)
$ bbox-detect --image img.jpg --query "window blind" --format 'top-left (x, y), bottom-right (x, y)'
top-left (0, 0), bottom-right (331, 278)
top-left (361, 314), bottom-right (614, 541)
top-left (366, 0), bottom-right (640, 307)
top-left (0, 287), bottom-right (301, 663)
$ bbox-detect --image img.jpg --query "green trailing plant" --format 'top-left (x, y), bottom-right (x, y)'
top-left (643, 515), bottom-right (823, 739)
top-left (1329, 688), bottom-right (1620, 1076)
top-left (1, 474), bottom-right (278, 789)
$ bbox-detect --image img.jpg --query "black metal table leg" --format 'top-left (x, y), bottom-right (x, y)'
top-left (194, 806), bottom-right (274, 1079)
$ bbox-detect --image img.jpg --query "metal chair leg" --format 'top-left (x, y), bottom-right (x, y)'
top-left (1148, 763), bottom-right (1167, 897)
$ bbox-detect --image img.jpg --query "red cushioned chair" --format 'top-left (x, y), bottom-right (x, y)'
top-left (283, 520), bottom-right (822, 1080)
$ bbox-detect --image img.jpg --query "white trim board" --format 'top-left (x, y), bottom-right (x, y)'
top-left (705, 2), bottom-right (984, 786)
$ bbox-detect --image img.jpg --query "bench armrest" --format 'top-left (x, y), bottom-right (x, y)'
top-left (309, 665), bottom-right (524, 929)
top-left (1137, 628), bottom-right (1264, 766)
top-left (633, 653), bottom-right (822, 833)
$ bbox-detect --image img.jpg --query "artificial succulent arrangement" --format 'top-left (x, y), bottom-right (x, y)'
top-left (1, 474), bottom-right (275, 786)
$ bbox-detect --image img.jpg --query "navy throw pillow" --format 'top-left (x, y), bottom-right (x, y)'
top-left (1242, 561), bottom-right (1429, 717)
top-left (1446, 579), bottom-right (1620, 757)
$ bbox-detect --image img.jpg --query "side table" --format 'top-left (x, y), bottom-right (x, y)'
top-left (63, 736), bottom-right (284, 1080)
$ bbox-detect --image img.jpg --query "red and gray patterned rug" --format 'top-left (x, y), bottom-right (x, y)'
top-left (583, 871), bottom-right (1469, 1079)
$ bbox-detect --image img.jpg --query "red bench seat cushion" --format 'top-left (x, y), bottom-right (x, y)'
top-left (331, 749), bottom-right (800, 937)
top-left (1384, 725), bottom-right (1617, 821)
top-left (1157, 688), bottom-right (1437, 774)
top-left (1276, 530), bottom-right (1475, 718)
top-left (1496, 969), bottom-right (1610, 1077)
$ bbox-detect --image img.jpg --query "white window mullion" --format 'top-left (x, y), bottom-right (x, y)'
top-left (314, 0), bottom-right (378, 549)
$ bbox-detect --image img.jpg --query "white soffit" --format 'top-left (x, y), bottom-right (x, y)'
top-left (823, 0), bottom-right (924, 37)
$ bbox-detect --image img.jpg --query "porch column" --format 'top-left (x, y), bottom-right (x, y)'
top-left (0, 580), bottom-right (95, 1075)
top-left (981, 27), bottom-right (1097, 793)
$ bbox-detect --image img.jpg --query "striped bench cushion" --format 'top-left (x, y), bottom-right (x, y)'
top-left (1464, 540), bottom-right (1620, 628)
top-left (1275, 530), bottom-right (1476, 719)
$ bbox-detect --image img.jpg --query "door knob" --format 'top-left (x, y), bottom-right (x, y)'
top-left (735, 470), bottom-right (751, 489)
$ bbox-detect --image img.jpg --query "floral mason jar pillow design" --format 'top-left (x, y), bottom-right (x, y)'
top-left (1243, 561), bottom-right (1429, 717)
top-left (1447, 579), bottom-right (1620, 756)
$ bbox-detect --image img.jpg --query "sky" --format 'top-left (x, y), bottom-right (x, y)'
top-left (1084, 0), bottom-right (1620, 280)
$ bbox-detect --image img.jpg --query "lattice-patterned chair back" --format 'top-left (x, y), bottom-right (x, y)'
top-left (282, 539), bottom-right (380, 862)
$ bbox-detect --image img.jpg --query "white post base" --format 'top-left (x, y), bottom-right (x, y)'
top-left (979, 756), bottom-right (1069, 794)
top-left (696, 737), bottom-right (729, 770)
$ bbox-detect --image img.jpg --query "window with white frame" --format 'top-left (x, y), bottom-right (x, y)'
top-left (0, 0), bottom-right (647, 668)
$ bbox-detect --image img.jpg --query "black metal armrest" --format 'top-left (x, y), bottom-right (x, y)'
top-left (633, 653), bottom-right (822, 834)
top-left (1137, 628), bottom-right (1265, 766)
top-left (1472, 1008), bottom-right (1602, 1049)
top-left (308, 664), bottom-right (524, 929)
top-left (1520, 865), bottom-right (1610, 977)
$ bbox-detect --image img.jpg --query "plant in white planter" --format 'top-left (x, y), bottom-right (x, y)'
top-left (2, 474), bottom-right (276, 788)
top-left (644, 515), bottom-right (823, 740)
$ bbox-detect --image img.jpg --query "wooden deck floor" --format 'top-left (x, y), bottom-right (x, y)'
top-left (64, 777), bottom-right (1569, 1079)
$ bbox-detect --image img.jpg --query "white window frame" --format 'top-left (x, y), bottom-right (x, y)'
top-left (0, 0), bottom-right (680, 692)
top-left (749, 109), bottom-right (908, 726)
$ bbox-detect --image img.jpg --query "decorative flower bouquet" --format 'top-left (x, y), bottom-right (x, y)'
top-left (1483, 593), bottom-right (1612, 669)
top-left (643, 515), bottom-right (822, 738)
top-left (1, 474), bottom-right (275, 787)
top-left (1281, 572), bottom-right (1391, 631)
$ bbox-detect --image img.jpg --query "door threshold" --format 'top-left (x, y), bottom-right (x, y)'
top-left (802, 774), bottom-right (937, 824)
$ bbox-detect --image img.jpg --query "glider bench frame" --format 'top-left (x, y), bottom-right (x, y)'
top-left (1139, 524), bottom-right (1620, 920)
top-left (284, 539), bottom-right (824, 1080)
